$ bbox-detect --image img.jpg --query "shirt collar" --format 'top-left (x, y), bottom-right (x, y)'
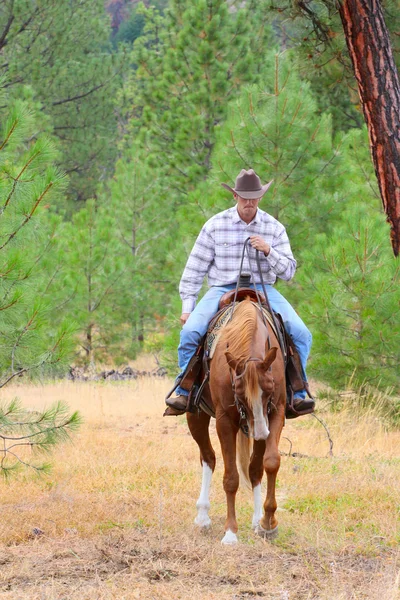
top-left (231, 205), bottom-right (259, 225)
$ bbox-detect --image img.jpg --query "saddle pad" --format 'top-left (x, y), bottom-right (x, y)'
top-left (206, 304), bottom-right (279, 359)
top-left (206, 304), bottom-right (236, 359)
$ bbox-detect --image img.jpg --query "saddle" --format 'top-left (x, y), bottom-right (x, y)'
top-left (170, 289), bottom-right (313, 420)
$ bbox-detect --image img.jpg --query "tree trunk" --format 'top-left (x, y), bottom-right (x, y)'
top-left (338, 0), bottom-right (400, 256)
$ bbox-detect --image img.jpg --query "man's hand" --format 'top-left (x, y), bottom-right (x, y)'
top-left (180, 313), bottom-right (190, 325)
top-left (250, 235), bottom-right (270, 256)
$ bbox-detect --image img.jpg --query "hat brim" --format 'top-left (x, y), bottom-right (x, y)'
top-left (221, 180), bottom-right (273, 199)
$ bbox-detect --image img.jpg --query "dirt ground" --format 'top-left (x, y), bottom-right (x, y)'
top-left (0, 375), bottom-right (399, 600)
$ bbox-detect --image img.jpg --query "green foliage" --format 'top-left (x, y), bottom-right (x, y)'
top-left (0, 398), bottom-right (81, 477)
top-left (0, 90), bottom-right (75, 384)
top-left (293, 128), bottom-right (400, 393)
top-left (269, 0), bottom-right (400, 134)
top-left (123, 0), bottom-right (275, 186)
top-left (111, 4), bottom-right (146, 47)
top-left (205, 52), bottom-right (344, 254)
top-left (0, 0), bottom-right (124, 203)
top-left (0, 88), bottom-right (81, 475)
top-left (300, 207), bottom-right (400, 391)
top-left (96, 143), bottom-right (178, 363)
top-left (56, 199), bottom-right (129, 364)
top-left (1, 0), bottom-right (398, 410)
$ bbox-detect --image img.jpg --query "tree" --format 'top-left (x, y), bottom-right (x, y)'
top-left (0, 100), bottom-right (72, 383)
top-left (293, 127), bottom-right (400, 392)
top-left (204, 52), bottom-right (344, 251)
top-left (103, 143), bottom-right (177, 358)
top-left (0, 400), bottom-right (81, 476)
top-left (124, 0), bottom-right (275, 190)
top-left (0, 92), bottom-right (80, 474)
top-left (300, 208), bottom-right (399, 391)
top-left (337, 0), bottom-right (400, 257)
top-left (0, 0), bottom-right (124, 203)
top-left (109, 0), bottom-right (278, 355)
top-left (279, 0), bottom-right (400, 255)
top-left (160, 52), bottom-right (348, 369)
top-left (58, 199), bottom-right (129, 365)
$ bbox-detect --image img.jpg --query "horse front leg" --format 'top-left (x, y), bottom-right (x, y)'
top-left (216, 411), bottom-right (240, 544)
top-left (258, 411), bottom-right (285, 538)
top-left (187, 411), bottom-right (216, 529)
top-left (249, 439), bottom-right (266, 529)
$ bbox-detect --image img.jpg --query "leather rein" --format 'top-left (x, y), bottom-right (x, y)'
top-left (227, 239), bottom-right (278, 437)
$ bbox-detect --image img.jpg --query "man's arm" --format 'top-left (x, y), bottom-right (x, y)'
top-left (179, 224), bottom-right (215, 315)
top-left (250, 226), bottom-right (296, 281)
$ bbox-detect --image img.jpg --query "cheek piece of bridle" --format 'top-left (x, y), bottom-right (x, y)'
top-left (228, 358), bottom-right (274, 438)
top-left (227, 238), bottom-right (277, 437)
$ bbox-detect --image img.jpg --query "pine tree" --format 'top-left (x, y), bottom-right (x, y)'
top-left (297, 129), bottom-right (400, 392)
top-left (0, 0), bottom-right (124, 203)
top-left (0, 92), bottom-right (80, 474)
top-left (58, 199), bottom-right (129, 365)
top-left (206, 52), bottom-right (344, 253)
top-left (0, 100), bottom-right (73, 383)
top-left (103, 143), bottom-right (177, 360)
top-left (124, 0), bottom-right (275, 189)
top-left (159, 50), bottom-right (345, 370)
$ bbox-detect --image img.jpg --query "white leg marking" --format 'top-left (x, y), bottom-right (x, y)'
top-left (221, 529), bottom-right (238, 545)
top-left (253, 388), bottom-right (270, 441)
top-left (252, 483), bottom-right (263, 529)
top-left (194, 462), bottom-right (212, 528)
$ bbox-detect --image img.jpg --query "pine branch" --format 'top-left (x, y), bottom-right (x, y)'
top-left (0, 400), bottom-right (81, 476)
top-left (0, 182), bottom-right (53, 250)
top-left (0, 7), bottom-right (14, 51)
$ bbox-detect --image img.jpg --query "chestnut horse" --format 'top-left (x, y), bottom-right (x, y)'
top-left (187, 298), bottom-right (286, 544)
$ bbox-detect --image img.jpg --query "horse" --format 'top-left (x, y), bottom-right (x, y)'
top-left (186, 298), bottom-right (286, 544)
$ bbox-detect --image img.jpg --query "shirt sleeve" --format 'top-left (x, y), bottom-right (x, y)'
top-left (265, 224), bottom-right (297, 281)
top-left (179, 224), bottom-right (215, 313)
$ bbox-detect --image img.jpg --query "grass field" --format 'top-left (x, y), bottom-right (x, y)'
top-left (0, 371), bottom-right (399, 600)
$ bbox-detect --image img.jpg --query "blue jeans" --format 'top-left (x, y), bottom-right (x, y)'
top-left (176, 284), bottom-right (312, 400)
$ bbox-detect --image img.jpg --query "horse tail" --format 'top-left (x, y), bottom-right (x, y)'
top-left (236, 431), bottom-right (253, 490)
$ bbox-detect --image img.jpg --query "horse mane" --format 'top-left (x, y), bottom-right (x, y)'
top-left (220, 299), bottom-right (259, 405)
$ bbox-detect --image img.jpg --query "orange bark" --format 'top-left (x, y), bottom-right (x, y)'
top-left (338, 0), bottom-right (400, 256)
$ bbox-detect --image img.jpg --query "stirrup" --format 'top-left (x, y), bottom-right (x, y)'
top-left (285, 387), bottom-right (315, 419)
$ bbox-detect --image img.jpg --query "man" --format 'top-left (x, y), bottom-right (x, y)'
top-left (166, 168), bottom-right (314, 415)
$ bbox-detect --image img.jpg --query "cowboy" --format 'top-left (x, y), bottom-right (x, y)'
top-left (166, 169), bottom-right (314, 415)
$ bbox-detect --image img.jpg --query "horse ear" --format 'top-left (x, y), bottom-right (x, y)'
top-left (262, 346), bottom-right (278, 370)
top-left (225, 351), bottom-right (239, 371)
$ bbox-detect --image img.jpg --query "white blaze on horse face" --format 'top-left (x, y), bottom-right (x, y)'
top-left (253, 387), bottom-right (270, 441)
top-left (194, 462), bottom-right (212, 528)
top-left (252, 483), bottom-right (263, 529)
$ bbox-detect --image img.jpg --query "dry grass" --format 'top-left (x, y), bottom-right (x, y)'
top-left (0, 374), bottom-right (399, 600)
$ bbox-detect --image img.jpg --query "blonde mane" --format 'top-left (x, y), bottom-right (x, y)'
top-left (220, 299), bottom-right (259, 404)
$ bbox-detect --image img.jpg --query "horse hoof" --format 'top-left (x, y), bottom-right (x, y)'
top-left (255, 524), bottom-right (278, 539)
top-left (221, 529), bottom-right (238, 545)
top-left (194, 516), bottom-right (212, 529)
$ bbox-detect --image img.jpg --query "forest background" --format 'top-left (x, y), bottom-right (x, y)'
top-left (1, 0), bottom-right (399, 411)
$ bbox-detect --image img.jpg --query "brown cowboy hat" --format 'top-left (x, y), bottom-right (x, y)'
top-left (221, 169), bottom-right (273, 199)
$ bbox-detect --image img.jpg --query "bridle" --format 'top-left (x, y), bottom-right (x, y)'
top-left (228, 356), bottom-right (275, 438)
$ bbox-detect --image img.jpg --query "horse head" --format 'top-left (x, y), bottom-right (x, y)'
top-left (225, 344), bottom-right (278, 440)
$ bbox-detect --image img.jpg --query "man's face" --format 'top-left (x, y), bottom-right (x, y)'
top-left (235, 194), bottom-right (261, 223)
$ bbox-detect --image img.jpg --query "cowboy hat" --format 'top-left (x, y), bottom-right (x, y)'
top-left (221, 169), bottom-right (273, 199)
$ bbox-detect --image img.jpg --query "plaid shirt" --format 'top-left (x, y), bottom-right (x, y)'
top-left (180, 206), bottom-right (297, 313)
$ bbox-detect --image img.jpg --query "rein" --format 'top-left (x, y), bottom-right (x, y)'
top-left (228, 237), bottom-right (286, 362)
top-left (225, 238), bottom-right (285, 436)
